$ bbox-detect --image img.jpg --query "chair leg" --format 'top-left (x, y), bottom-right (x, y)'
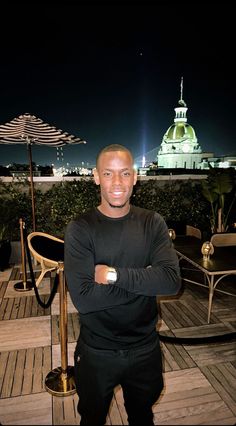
top-left (36, 266), bottom-right (56, 287)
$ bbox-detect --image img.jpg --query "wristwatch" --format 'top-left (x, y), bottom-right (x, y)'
top-left (106, 267), bottom-right (117, 284)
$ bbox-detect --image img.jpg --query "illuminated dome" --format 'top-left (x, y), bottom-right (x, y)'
top-left (165, 122), bottom-right (196, 140)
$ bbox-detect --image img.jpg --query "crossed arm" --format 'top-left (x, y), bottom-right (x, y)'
top-left (64, 217), bottom-right (181, 314)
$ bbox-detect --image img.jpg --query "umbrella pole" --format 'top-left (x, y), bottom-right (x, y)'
top-left (14, 218), bottom-right (33, 291)
top-left (27, 143), bottom-right (36, 232)
top-left (45, 261), bottom-right (76, 396)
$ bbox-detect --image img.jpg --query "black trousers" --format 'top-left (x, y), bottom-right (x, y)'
top-left (74, 335), bottom-right (164, 425)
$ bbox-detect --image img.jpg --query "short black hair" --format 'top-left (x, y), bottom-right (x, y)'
top-left (96, 144), bottom-right (133, 167)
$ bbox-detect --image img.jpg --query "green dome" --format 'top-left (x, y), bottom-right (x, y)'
top-left (165, 123), bottom-right (196, 140)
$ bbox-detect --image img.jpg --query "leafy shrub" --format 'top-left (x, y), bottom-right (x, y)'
top-left (0, 177), bottom-right (213, 240)
top-left (36, 179), bottom-right (100, 238)
top-left (0, 179), bottom-right (32, 239)
top-left (131, 179), bottom-right (210, 235)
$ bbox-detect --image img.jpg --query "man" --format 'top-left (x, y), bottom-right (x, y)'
top-left (64, 144), bottom-right (181, 425)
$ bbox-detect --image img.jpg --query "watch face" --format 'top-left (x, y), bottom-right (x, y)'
top-left (107, 270), bottom-right (117, 283)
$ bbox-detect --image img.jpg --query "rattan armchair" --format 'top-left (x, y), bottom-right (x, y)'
top-left (27, 232), bottom-right (64, 287)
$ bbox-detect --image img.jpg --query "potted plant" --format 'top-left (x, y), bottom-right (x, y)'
top-left (201, 166), bottom-right (236, 234)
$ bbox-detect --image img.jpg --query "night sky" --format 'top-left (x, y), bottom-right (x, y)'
top-left (0, 1), bottom-right (235, 167)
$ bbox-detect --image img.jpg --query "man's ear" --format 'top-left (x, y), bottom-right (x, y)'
top-left (93, 168), bottom-right (100, 185)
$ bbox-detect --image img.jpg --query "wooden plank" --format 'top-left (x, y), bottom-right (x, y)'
top-left (0, 297), bottom-right (8, 320)
top-left (160, 303), bottom-right (183, 329)
top-left (215, 309), bottom-right (236, 322)
top-left (156, 388), bottom-right (221, 412)
top-left (0, 281), bottom-right (8, 298)
top-left (154, 368), bottom-right (236, 425)
top-left (4, 298), bottom-right (14, 320)
top-left (32, 347), bottom-right (44, 393)
top-left (11, 349), bottom-right (26, 396)
top-left (42, 346), bottom-right (52, 385)
top-left (0, 268), bottom-right (12, 282)
top-left (166, 342), bottom-right (196, 369)
top-left (0, 316), bottom-right (51, 351)
top-left (182, 291), bottom-right (220, 324)
top-left (201, 363), bottom-right (236, 415)
top-left (154, 401), bottom-right (236, 425)
top-left (52, 393), bottom-right (80, 425)
top-left (0, 392), bottom-right (52, 425)
top-left (161, 342), bottom-right (182, 372)
top-left (31, 296), bottom-right (39, 317)
top-left (224, 362), bottom-right (236, 382)
top-left (168, 301), bottom-right (197, 327)
top-left (173, 322), bottom-right (232, 339)
top-left (38, 295), bottom-right (51, 316)
top-left (184, 341), bottom-right (236, 366)
top-left (18, 296), bottom-right (27, 318)
top-left (67, 313), bottom-right (74, 342)
top-left (0, 296), bottom-right (51, 320)
top-left (51, 315), bottom-right (60, 345)
top-left (22, 348), bottom-right (34, 395)
top-left (161, 340), bottom-right (196, 371)
top-left (156, 384), bottom-right (215, 404)
top-left (1, 350), bottom-right (17, 397)
top-left (0, 351), bottom-right (9, 394)
top-left (10, 297), bottom-right (21, 320)
top-left (25, 295), bottom-right (33, 317)
top-left (161, 368), bottom-right (210, 394)
top-left (9, 267), bottom-right (19, 280)
top-left (179, 299), bottom-right (208, 325)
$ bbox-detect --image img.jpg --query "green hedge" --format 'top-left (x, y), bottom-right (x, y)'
top-left (0, 178), bottom-right (212, 240)
top-left (131, 179), bottom-right (211, 238)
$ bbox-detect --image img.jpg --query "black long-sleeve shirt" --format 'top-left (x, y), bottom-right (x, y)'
top-left (64, 205), bottom-right (181, 349)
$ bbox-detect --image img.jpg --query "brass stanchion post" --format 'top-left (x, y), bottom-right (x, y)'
top-left (45, 261), bottom-right (76, 396)
top-left (14, 218), bottom-right (33, 291)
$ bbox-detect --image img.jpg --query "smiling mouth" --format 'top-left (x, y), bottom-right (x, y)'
top-left (112, 191), bottom-right (123, 196)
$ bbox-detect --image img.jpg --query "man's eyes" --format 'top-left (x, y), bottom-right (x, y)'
top-left (102, 171), bottom-right (131, 177)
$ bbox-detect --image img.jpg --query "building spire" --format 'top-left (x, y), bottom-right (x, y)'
top-left (178, 76), bottom-right (186, 107)
top-left (180, 76), bottom-right (183, 102)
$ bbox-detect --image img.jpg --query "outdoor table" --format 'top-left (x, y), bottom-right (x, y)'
top-left (173, 236), bottom-right (236, 323)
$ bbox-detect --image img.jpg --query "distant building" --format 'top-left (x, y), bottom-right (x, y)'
top-left (157, 77), bottom-right (214, 169)
top-left (199, 156), bottom-right (236, 170)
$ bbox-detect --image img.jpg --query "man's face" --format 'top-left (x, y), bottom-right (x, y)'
top-left (94, 150), bottom-right (137, 217)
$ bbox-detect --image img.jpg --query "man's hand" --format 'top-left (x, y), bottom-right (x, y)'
top-left (95, 264), bottom-right (110, 284)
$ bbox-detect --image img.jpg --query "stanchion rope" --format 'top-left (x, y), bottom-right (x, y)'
top-left (159, 331), bottom-right (236, 345)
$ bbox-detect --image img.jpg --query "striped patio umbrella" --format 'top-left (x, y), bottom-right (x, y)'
top-left (0, 113), bottom-right (86, 231)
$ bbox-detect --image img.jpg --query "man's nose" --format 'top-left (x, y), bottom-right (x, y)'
top-left (112, 172), bottom-right (122, 184)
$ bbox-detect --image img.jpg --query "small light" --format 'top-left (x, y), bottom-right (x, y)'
top-left (201, 241), bottom-right (214, 261)
top-left (168, 228), bottom-right (176, 240)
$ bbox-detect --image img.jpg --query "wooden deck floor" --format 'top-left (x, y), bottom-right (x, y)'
top-left (0, 263), bottom-right (236, 425)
